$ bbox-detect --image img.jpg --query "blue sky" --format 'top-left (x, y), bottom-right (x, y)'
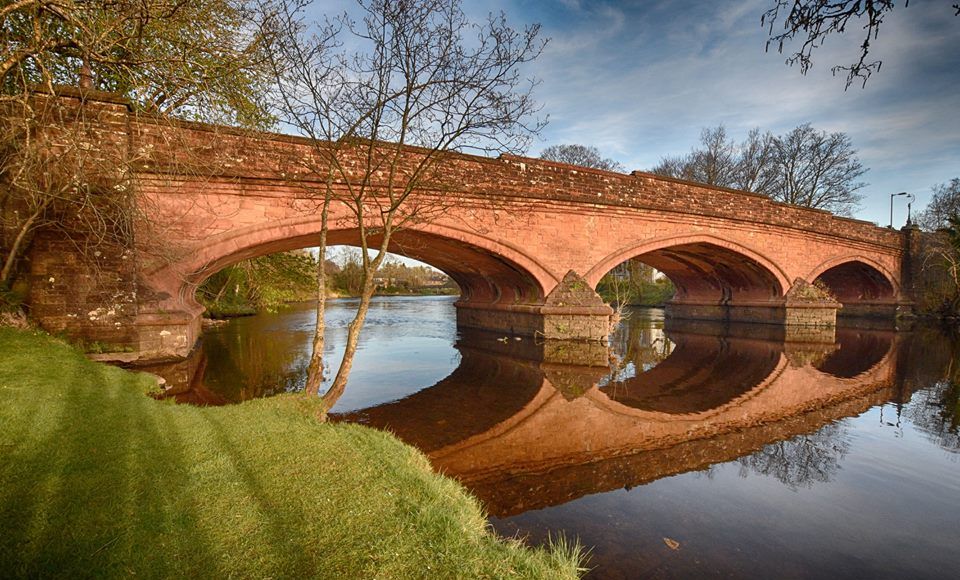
top-left (316, 0), bottom-right (959, 227)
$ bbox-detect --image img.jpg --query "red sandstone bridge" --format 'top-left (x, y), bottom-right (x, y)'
top-left (28, 92), bottom-right (914, 359)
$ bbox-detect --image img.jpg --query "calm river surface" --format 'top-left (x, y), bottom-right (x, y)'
top-left (148, 296), bottom-right (960, 579)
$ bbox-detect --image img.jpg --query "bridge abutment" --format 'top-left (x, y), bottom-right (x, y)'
top-left (131, 311), bottom-right (201, 360)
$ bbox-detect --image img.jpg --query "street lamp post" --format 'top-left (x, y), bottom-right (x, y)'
top-left (889, 191), bottom-right (908, 228)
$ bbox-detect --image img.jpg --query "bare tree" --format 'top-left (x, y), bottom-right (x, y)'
top-left (652, 126), bottom-right (777, 193)
top-left (0, 98), bottom-right (135, 288)
top-left (918, 217), bottom-right (960, 316)
top-left (539, 144), bottom-right (625, 172)
top-left (736, 127), bottom-right (779, 195)
top-left (738, 422), bottom-right (851, 490)
top-left (909, 180), bottom-right (960, 316)
top-left (916, 178), bottom-right (960, 231)
top-left (681, 126), bottom-right (739, 187)
top-left (769, 123), bottom-right (866, 216)
top-left (653, 123), bottom-right (865, 216)
top-left (762, 0), bottom-right (960, 88)
top-left (261, 0), bottom-right (545, 404)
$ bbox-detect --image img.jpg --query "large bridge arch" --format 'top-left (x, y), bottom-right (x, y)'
top-left (808, 256), bottom-right (900, 318)
top-left (584, 234), bottom-right (791, 303)
top-left (142, 217), bottom-right (554, 318)
top-left (808, 255), bottom-right (899, 297)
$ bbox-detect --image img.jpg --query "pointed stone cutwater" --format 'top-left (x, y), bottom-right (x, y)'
top-left (456, 270), bottom-right (614, 344)
top-left (783, 278), bottom-right (841, 343)
top-left (540, 270), bottom-right (613, 343)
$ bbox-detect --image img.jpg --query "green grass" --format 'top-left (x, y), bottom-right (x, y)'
top-left (0, 327), bottom-right (585, 578)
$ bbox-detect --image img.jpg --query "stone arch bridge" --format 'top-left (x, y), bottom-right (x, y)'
top-left (26, 92), bottom-right (914, 360)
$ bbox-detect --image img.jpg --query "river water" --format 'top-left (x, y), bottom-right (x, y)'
top-left (147, 296), bottom-right (960, 579)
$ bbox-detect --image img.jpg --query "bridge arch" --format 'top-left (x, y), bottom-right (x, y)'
top-left (808, 256), bottom-right (899, 302)
top-left (143, 216), bottom-right (553, 316)
top-left (585, 234), bottom-right (790, 303)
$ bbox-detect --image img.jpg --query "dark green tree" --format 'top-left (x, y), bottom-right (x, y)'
top-left (1, 0), bottom-right (278, 294)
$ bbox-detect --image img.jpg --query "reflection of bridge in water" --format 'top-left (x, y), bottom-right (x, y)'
top-left (334, 323), bottom-right (898, 517)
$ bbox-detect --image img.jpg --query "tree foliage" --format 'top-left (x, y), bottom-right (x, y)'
top-left (762, 0), bottom-right (960, 88)
top-left (540, 144), bottom-right (625, 172)
top-left (652, 123), bottom-right (867, 216)
top-left (597, 260), bottom-right (674, 307)
top-left (1, 0), bottom-right (278, 294)
top-left (328, 248), bottom-right (454, 296)
top-left (196, 250), bottom-right (317, 316)
top-left (0, 0), bottom-right (274, 126)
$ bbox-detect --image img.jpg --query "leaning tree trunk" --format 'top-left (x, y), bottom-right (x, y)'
top-left (321, 275), bottom-right (377, 408)
top-left (0, 202), bottom-right (45, 288)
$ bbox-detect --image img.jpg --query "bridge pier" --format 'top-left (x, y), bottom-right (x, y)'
top-left (665, 280), bottom-right (842, 343)
top-left (836, 301), bottom-right (902, 319)
top-left (455, 271), bottom-right (614, 343)
top-left (455, 302), bottom-right (613, 342)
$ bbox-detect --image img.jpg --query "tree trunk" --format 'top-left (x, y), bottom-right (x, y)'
top-left (304, 184), bottom-right (332, 397)
top-left (303, 242), bottom-right (328, 396)
top-left (1, 204), bottom-right (43, 288)
top-left (321, 273), bottom-right (377, 408)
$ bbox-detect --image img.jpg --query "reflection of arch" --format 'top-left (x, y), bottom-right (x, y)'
top-left (809, 256), bottom-right (898, 301)
top-left (332, 346), bottom-right (552, 452)
top-left (144, 217), bottom-right (554, 314)
top-left (600, 333), bottom-right (783, 414)
top-left (585, 234), bottom-right (789, 302)
top-left (815, 328), bottom-right (894, 378)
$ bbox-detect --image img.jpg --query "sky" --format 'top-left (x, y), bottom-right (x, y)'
top-left (313, 0), bottom-right (959, 228)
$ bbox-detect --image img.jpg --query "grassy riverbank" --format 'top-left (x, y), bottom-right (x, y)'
top-left (0, 328), bottom-right (583, 578)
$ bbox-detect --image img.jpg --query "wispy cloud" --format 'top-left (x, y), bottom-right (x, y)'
top-left (506, 0), bottom-right (959, 224)
top-left (306, 0), bottom-right (958, 225)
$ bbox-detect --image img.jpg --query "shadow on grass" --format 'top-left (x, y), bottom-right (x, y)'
top-left (197, 411), bottom-right (314, 572)
top-left (0, 351), bottom-right (217, 576)
top-left (0, 329), bottom-right (584, 578)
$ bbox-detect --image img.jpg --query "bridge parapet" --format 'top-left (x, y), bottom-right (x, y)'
top-left (130, 112), bottom-right (899, 252)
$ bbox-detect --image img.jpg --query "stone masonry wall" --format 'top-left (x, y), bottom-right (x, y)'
top-left (23, 90), bottom-right (142, 350)
top-left (130, 114), bottom-right (902, 252)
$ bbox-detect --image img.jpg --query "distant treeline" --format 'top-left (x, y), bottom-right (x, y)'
top-left (597, 260), bottom-right (675, 306)
top-left (197, 249), bottom-right (458, 317)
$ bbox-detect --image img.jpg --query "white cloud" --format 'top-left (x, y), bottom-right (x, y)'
top-left (516, 0), bottom-right (959, 225)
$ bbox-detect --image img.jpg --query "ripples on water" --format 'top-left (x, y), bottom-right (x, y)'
top-left (145, 296), bottom-right (960, 579)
